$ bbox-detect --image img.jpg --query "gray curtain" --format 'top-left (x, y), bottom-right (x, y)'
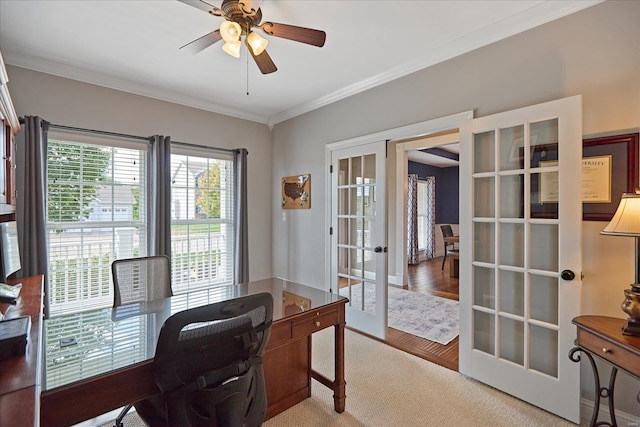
top-left (149, 135), bottom-right (172, 258)
top-left (233, 148), bottom-right (249, 284)
top-left (17, 116), bottom-right (50, 317)
top-left (407, 174), bottom-right (419, 265)
top-left (423, 176), bottom-right (436, 259)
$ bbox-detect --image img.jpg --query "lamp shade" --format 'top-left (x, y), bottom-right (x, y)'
top-left (601, 192), bottom-right (640, 237)
top-left (222, 40), bottom-right (241, 58)
top-left (220, 21), bottom-right (242, 43)
top-left (247, 31), bottom-right (268, 55)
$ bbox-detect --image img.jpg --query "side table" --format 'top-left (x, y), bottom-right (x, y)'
top-left (569, 315), bottom-right (640, 427)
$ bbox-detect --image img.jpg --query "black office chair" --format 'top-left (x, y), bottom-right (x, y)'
top-left (134, 292), bottom-right (274, 427)
top-left (440, 225), bottom-right (458, 270)
top-left (111, 255), bottom-right (173, 427)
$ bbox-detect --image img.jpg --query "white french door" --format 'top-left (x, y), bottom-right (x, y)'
top-left (330, 141), bottom-right (387, 339)
top-left (459, 96), bottom-right (583, 422)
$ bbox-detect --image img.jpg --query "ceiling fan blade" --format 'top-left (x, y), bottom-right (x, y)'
top-left (179, 29), bottom-right (223, 54)
top-left (261, 22), bottom-right (326, 47)
top-left (247, 44), bottom-right (277, 74)
top-left (239, 0), bottom-right (263, 14)
top-left (177, 0), bottom-right (218, 14)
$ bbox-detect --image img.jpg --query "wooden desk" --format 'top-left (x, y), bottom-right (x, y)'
top-left (0, 275), bottom-right (44, 427)
top-left (40, 278), bottom-right (347, 427)
top-left (569, 315), bottom-right (640, 427)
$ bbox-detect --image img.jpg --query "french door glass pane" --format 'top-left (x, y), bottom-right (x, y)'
top-left (474, 310), bottom-right (495, 355)
top-left (499, 223), bottom-right (524, 268)
top-left (474, 177), bottom-right (495, 217)
top-left (499, 125), bottom-right (524, 172)
top-left (529, 325), bottom-right (558, 377)
top-left (499, 316), bottom-right (524, 366)
top-left (499, 270), bottom-right (524, 316)
top-left (473, 222), bottom-right (495, 263)
top-left (474, 131), bottom-right (495, 173)
top-left (530, 224), bottom-right (559, 271)
top-left (473, 266), bottom-right (495, 309)
top-left (530, 274), bottom-right (559, 325)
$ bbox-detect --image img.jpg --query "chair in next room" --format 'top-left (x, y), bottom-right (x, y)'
top-left (440, 224), bottom-right (459, 271)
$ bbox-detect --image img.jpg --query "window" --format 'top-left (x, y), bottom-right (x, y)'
top-left (170, 147), bottom-right (234, 293)
top-left (46, 131), bottom-right (148, 315)
top-left (417, 178), bottom-right (435, 256)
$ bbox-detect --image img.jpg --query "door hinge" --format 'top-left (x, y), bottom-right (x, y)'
top-left (329, 227), bottom-right (333, 235)
top-left (330, 164), bottom-right (333, 173)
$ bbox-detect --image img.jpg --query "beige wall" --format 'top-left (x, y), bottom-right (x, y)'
top-left (271, 0), bottom-right (639, 417)
top-left (7, 66), bottom-right (274, 281)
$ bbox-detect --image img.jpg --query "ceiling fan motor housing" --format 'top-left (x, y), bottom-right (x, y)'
top-left (219, 0), bottom-right (262, 33)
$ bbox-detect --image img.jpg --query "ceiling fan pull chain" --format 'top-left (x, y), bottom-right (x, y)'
top-left (246, 51), bottom-right (250, 96)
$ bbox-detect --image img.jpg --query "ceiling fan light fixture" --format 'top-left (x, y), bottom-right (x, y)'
top-left (220, 21), bottom-right (242, 43)
top-left (222, 40), bottom-right (241, 58)
top-left (247, 31), bottom-right (268, 55)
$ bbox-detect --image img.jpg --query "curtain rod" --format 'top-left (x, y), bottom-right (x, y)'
top-left (36, 121), bottom-right (151, 142)
top-left (19, 117), bottom-right (241, 154)
top-left (172, 140), bottom-right (237, 155)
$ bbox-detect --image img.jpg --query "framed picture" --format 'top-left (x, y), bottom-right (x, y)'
top-left (282, 174), bottom-right (310, 209)
top-left (582, 133), bottom-right (638, 221)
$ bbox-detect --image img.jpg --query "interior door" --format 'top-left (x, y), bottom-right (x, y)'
top-left (331, 141), bottom-right (387, 339)
top-left (458, 96), bottom-right (582, 422)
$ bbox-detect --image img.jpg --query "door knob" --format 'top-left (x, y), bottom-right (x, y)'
top-left (374, 246), bottom-right (382, 253)
top-left (561, 270), bottom-right (575, 281)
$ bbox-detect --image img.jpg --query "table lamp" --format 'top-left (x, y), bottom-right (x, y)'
top-left (601, 189), bottom-right (640, 336)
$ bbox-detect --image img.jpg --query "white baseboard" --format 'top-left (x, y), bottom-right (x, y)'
top-left (581, 397), bottom-right (639, 426)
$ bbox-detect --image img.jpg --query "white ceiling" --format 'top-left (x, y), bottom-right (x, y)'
top-left (0, 1), bottom-right (598, 127)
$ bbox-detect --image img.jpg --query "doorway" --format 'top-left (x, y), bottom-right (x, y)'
top-left (387, 132), bottom-right (461, 370)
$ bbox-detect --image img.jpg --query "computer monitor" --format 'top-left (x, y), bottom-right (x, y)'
top-left (0, 221), bottom-right (21, 283)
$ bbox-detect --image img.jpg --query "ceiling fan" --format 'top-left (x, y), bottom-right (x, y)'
top-left (178, 0), bottom-right (326, 74)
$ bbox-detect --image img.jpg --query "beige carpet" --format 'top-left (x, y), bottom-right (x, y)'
top-left (101, 328), bottom-right (583, 427)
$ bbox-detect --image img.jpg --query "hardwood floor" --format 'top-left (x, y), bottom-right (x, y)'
top-left (351, 256), bottom-right (460, 371)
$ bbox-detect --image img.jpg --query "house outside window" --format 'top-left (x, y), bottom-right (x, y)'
top-left (170, 147), bottom-right (234, 293)
top-left (46, 133), bottom-right (148, 315)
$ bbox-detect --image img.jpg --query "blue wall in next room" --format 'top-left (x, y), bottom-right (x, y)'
top-left (408, 161), bottom-right (459, 224)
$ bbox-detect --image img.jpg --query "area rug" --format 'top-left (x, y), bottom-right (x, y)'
top-left (340, 284), bottom-right (459, 345)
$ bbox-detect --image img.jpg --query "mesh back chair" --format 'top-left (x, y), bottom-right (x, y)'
top-left (111, 255), bottom-right (173, 427)
top-left (440, 225), bottom-right (458, 270)
top-left (112, 255), bottom-right (173, 307)
top-left (134, 293), bottom-right (274, 427)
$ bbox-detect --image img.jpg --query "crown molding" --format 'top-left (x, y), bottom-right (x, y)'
top-left (0, 51), bottom-right (20, 133)
top-left (3, 0), bottom-right (602, 129)
top-left (3, 50), bottom-right (270, 125)
top-left (266, 0), bottom-right (602, 127)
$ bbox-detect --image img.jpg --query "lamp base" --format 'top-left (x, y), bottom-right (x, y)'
top-left (622, 318), bottom-right (640, 336)
top-left (621, 285), bottom-right (640, 336)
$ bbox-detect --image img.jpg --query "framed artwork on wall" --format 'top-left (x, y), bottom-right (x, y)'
top-left (582, 133), bottom-right (638, 221)
top-left (282, 174), bottom-right (310, 209)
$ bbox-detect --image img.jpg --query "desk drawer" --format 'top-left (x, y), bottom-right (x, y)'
top-left (267, 320), bottom-right (292, 349)
top-left (578, 329), bottom-right (640, 378)
top-left (292, 308), bottom-right (338, 338)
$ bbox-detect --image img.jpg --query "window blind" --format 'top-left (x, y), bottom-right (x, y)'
top-left (170, 147), bottom-right (234, 293)
top-left (46, 133), bottom-right (148, 315)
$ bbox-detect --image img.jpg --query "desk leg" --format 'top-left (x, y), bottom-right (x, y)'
top-left (334, 316), bottom-right (346, 413)
top-left (569, 347), bottom-right (618, 427)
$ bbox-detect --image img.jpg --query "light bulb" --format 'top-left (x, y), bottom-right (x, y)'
top-left (220, 21), bottom-right (241, 43)
top-left (247, 31), bottom-right (268, 55)
top-left (222, 40), bottom-right (241, 58)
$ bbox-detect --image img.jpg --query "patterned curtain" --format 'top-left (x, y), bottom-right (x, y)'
top-left (422, 177), bottom-right (436, 259)
top-left (407, 174), bottom-right (419, 265)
